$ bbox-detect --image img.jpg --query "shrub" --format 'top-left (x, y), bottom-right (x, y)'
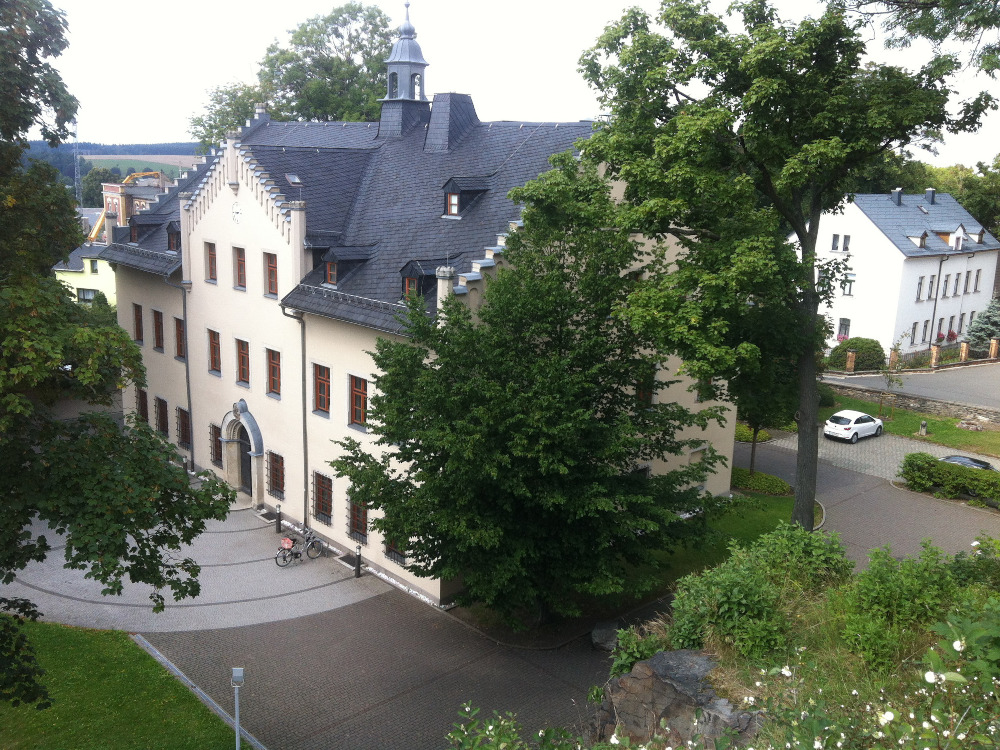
top-left (817, 382), bottom-right (836, 407)
top-left (840, 542), bottom-right (956, 670)
top-left (731, 467), bottom-right (791, 495)
top-left (738, 522), bottom-right (853, 590)
top-left (609, 625), bottom-right (670, 677)
top-left (734, 423), bottom-right (771, 442)
top-left (899, 452), bottom-right (1000, 506)
top-left (669, 557), bottom-right (785, 660)
top-left (827, 337), bottom-right (886, 371)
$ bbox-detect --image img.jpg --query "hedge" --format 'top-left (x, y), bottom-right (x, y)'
top-left (734, 423), bottom-right (772, 442)
top-left (828, 337), bottom-right (886, 371)
top-left (899, 452), bottom-right (1000, 509)
top-left (732, 467), bottom-right (792, 495)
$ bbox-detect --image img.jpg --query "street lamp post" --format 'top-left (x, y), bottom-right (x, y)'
top-left (231, 667), bottom-right (244, 750)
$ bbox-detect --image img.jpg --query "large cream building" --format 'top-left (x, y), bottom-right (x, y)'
top-left (101, 10), bottom-right (734, 605)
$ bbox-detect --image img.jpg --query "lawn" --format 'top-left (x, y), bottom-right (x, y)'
top-left (651, 492), bottom-right (797, 582)
top-left (0, 622), bottom-right (233, 750)
top-left (820, 393), bottom-right (1000, 457)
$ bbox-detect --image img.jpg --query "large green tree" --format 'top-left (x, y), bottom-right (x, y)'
top-left (1, 0), bottom-right (233, 708)
top-left (331, 155), bottom-right (726, 624)
top-left (79, 165), bottom-right (117, 207)
top-left (189, 3), bottom-right (393, 146)
top-left (579, 0), bottom-right (992, 529)
top-left (188, 82), bottom-right (265, 153)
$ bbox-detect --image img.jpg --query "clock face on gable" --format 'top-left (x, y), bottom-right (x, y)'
top-left (232, 202), bottom-right (243, 224)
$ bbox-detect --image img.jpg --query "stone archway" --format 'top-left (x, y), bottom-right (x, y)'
top-left (220, 399), bottom-right (264, 504)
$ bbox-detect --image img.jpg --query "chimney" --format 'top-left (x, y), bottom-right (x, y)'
top-left (891, 187), bottom-right (903, 206)
top-left (924, 187), bottom-right (936, 205)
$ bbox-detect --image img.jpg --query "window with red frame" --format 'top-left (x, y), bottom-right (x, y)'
top-left (404, 277), bottom-right (418, 298)
top-left (264, 252), bottom-right (278, 295)
top-left (133, 304), bottom-right (143, 343)
top-left (313, 473), bottom-right (332, 524)
top-left (236, 339), bottom-right (250, 384)
top-left (136, 388), bottom-right (149, 422)
top-left (208, 329), bottom-right (221, 373)
top-left (234, 247), bottom-right (246, 288)
top-left (314, 364), bottom-right (330, 413)
top-left (267, 451), bottom-right (285, 499)
top-left (446, 192), bottom-right (460, 215)
top-left (349, 376), bottom-right (367, 426)
top-left (266, 349), bottom-right (280, 395)
top-left (326, 262), bottom-right (337, 285)
top-left (206, 242), bottom-right (217, 281)
top-left (168, 232), bottom-right (180, 252)
top-left (154, 397), bottom-right (168, 436)
top-left (152, 310), bottom-right (164, 351)
top-left (210, 424), bottom-right (223, 467)
top-left (348, 497), bottom-right (367, 543)
top-left (176, 407), bottom-right (191, 448)
top-left (174, 318), bottom-right (186, 359)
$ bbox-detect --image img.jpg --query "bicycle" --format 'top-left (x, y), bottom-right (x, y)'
top-left (275, 527), bottom-right (323, 567)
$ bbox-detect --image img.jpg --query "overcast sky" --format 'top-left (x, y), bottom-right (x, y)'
top-left (48, 0), bottom-right (997, 167)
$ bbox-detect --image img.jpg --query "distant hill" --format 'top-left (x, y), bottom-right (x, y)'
top-left (27, 141), bottom-right (199, 156)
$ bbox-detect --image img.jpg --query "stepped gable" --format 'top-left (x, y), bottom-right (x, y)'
top-left (99, 155), bottom-right (219, 275)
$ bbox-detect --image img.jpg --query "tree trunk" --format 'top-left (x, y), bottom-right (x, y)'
top-left (792, 321), bottom-right (819, 531)
top-left (750, 425), bottom-right (759, 475)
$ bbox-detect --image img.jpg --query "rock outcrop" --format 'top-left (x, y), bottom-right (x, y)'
top-left (592, 650), bottom-right (759, 746)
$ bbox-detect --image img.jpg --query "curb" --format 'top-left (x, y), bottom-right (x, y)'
top-left (131, 634), bottom-right (269, 750)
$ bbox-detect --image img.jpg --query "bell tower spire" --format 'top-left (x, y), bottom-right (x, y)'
top-left (385, 2), bottom-right (428, 101)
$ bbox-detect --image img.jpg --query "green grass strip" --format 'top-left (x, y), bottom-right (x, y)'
top-left (0, 622), bottom-right (233, 750)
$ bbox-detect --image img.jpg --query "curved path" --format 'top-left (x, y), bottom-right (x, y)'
top-left (1, 499), bottom-right (610, 749)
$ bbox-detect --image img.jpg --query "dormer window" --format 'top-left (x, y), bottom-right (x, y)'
top-left (167, 231), bottom-right (180, 252)
top-left (442, 177), bottom-right (490, 218)
top-left (130, 225), bottom-right (138, 243)
top-left (404, 277), bottom-right (419, 298)
top-left (326, 262), bottom-right (338, 285)
top-left (955, 235), bottom-right (964, 251)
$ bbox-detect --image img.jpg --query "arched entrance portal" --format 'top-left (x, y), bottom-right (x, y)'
top-left (237, 423), bottom-right (252, 494)
top-left (221, 400), bottom-right (264, 505)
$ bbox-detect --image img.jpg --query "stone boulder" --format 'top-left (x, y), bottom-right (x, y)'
top-left (592, 649), bottom-right (759, 746)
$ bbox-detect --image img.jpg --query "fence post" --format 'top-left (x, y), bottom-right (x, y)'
top-left (960, 342), bottom-right (970, 362)
top-left (846, 348), bottom-right (856, 373)
top-left (991, 337), bottom-right (1000, 359)
top-left (930, 343), bottom-right (940, 368)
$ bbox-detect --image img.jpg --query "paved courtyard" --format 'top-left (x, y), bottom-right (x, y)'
top-left (2, 504), bottom-right (611, 750)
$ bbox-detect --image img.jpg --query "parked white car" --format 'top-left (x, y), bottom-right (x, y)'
top-left (823, 410), bottom-right (883, 443)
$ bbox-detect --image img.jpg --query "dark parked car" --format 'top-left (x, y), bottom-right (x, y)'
top-left (938, 455), bottom-right (996, 471)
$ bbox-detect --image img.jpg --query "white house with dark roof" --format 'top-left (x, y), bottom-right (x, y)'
top-left (816, 188), bottom-right (1000, 357)
top-left (100, 7), bottom-right (734, 605)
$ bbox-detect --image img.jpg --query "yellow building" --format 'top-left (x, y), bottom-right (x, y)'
top-left (100, 9), bottom-right (734, 606)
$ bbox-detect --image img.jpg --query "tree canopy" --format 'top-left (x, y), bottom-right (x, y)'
top-left (331, 154), bottom-right (726, 624)
top-left (188, 3), bottom-right (393, 147)
top-left (964, 294), bottom-right (1000, 354)
top-left (848, 0), bottom-right (1000, 73)
top-left (578, 0), bottom-right (991, 529)
top-left (80, 166), bottom-right (117, 207)
top-left (1, 0), bottom-right (233, 708)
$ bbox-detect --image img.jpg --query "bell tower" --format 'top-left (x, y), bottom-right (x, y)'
top-left (378, 2), bottom-right (431, 138)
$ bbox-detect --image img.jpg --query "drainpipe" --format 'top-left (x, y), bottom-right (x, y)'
top-left (281, 304), bottom-right (309, 528)
top-left (163, 274), bottom-right (195, 470)
top-left (927, 254), bottom-right (949, 351)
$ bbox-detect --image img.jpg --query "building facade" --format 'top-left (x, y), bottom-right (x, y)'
top-left (102, 10), bottom-right (734, 604)
top-left (816, 189), bottom-right (1000, 356)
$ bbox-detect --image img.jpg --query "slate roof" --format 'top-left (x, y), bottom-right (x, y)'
top-left (99, 155), bottom-right (220, 276)
top-left (255, 96), bottom-right (592, 325)
top-left (52, 209), bottom-right (113, 271)
top-left (852, 192), bottom-right (1000, 258)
